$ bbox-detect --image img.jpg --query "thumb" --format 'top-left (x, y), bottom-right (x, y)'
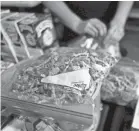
top-left (103, 31), bottom-right (112, 48)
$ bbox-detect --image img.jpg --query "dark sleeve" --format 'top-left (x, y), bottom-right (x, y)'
top-left (102, 1), bottom-right (118, 24)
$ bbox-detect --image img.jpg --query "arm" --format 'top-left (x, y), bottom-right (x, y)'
top-left (104, 1), bottom-right (134, 42)
top-left (42, 1), bottom-right (82, 34)
top-left (43, 1), bottom-right (107, 38)
top-left (111, 1), bottom-right (134, 26)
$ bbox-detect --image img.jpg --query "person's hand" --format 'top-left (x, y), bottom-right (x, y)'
top-left (104, 23), bottom-right (125, 44)
top-left (103, 22), bottom-right (125, 57)
top-left (76, 18), bottom-right (107, 38)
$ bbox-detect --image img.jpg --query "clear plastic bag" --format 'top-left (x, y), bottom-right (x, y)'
top-left (101, 59), bottom-right (139, 107)
top-left (10, 47), bottom-right (118, 131)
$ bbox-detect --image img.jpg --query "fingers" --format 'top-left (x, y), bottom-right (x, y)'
top-left (90, 19), bottom-right (107, 36)
top-left (85, 23), bottom-right (98, 37)
top-left (86, 27), bottom-right (97, 37)
top-left (88, 24), bottom-right (98, 37)
top-left (84, 18), bottom-right (107, 38)
top-left (105, 26), bottom-right (124, 42)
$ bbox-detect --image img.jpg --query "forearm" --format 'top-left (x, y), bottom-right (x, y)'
top-left (43, 1), bottom-right (82, 33)
top-left (111, 1), bottom-right (134, 26)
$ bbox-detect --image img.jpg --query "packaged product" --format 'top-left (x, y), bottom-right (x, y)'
top-left (66, 36), bottom-right (139, 108)
top-left (17, 9), bottom-right (57, 50)
top-left (1, 12), bottom-right (53, 61)
top-left (101, 59), bottom-right (139, 107)
top-left (7, 47), bottom-right (118, 131)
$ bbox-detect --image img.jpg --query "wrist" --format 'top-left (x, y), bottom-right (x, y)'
top-left (110, 18), bottom-right (126, 28)
top-left (72, 18), bottom-right (83, 34)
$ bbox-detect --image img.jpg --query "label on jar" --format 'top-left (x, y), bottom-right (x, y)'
top-left (41, 68), bottom-right (91, 91)
top-left (36, 19), bottom-right (53, 38)
top-left (42, 29), bottom-right (54, 46)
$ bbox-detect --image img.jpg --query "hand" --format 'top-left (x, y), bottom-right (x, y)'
top-left (104, 23), bottom-right (125, 43)
top-left (76, 18), bottom-right (107, 38)
top-left (103, 23), bottom-right (125, 57)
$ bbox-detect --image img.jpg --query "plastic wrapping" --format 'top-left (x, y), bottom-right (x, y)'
top-left (101, 59), bottom-right (139, 107)
top-left (67, 36), bottom-right (139, 107)
top-left (8, 47), bottom-right (118, 131)
top-left (68, 36), bottom-right (121, 58)
top-left (11, 48), bottom-right (117, 104)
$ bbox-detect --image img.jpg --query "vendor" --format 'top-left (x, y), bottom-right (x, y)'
top-left (43, 1), bottom-right (133, 48)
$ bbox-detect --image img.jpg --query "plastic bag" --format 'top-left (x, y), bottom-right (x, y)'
top-left (68, 36), bottom-right (121, 58)
top-left (10, 47), bottom-right (118, 131)
top-left (101, 59), bottom-right (139, 107)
